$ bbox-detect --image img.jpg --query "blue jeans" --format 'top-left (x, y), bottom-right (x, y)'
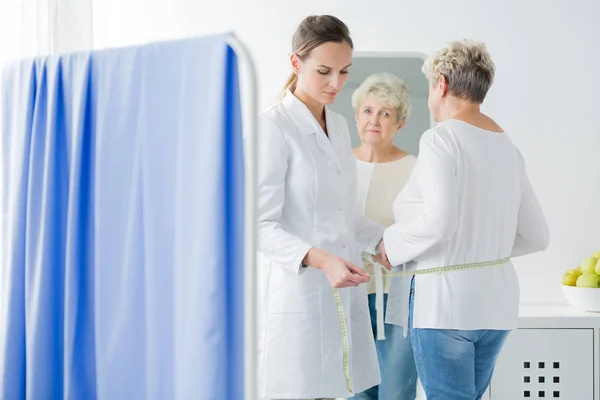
top-left (408, 278), bottom-right (510, 400)
top-left (353, 294), bottom-right (418, 400)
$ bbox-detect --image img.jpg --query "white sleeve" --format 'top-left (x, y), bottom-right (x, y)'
top-left (382, 129), bottom-right (458, 266)
top-left (256, 115), bottom-right (312, 274)
top-left (355, 214), bottom-right (385, 255)
top-left (510, 152), bottom-right (550, 257)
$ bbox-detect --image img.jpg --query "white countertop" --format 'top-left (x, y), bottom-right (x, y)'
top-left (518, 303), bottom-right (600, 328)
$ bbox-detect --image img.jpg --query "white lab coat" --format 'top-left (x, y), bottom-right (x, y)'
top-left (256, 91), bottom-right (384, 399)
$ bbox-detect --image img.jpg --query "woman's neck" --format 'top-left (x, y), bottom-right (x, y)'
top-left (293, 88), bottom-right (325, 124)
top-left (355, 144), bottom-right (406, 163)
top-left (438, 96), bottom-right (503, 133)
top-left (438, 96), bottom-right (481, 122)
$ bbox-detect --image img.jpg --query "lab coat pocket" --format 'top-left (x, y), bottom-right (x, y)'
top-left (267, 263), bottom-right (321, 314)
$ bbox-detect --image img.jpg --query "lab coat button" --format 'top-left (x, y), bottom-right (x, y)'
top-left (338, 207), bottom-right (342, 211)
top-left (337, 170), bottom-right (341, 175)
top-left (342, 244), bottom-right (346, 249)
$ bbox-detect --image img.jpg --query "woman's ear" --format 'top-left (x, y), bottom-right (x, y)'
top-left (290, 53), bottom-right (301, 75)
top-left (438, 75), bottom-right (448, 97)
top-left (396, 118), bottom-right (406, 132)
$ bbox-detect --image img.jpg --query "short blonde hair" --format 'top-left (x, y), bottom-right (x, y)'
top-left (422, 39), bottom-right (495, 103)
top-left (351, 73), bottom-right (412, 122)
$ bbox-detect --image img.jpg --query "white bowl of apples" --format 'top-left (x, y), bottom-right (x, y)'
top-left (562, 251), bottom-right (600, 312)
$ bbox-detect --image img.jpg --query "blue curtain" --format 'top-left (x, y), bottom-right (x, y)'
top-left (0, 35), bottom-right (245, 399)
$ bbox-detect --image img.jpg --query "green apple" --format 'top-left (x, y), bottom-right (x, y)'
top-left (592, 251), bottom-right (600, 259)
top-left (576, 266), bottom-right (582, 273)
top-left (580, 257), bottom-right (598, 275)
top-left (595, 259), bottom-right (600, 275)
top-left (563, 269), bottom-right (582, 286)
top-left (576, 273), bottom-right (600, 288)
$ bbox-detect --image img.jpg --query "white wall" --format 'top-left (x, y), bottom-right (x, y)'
top-left (93, 0), bottom-right (600, 305)
top-left (1, 0), bottom-right (54, 286)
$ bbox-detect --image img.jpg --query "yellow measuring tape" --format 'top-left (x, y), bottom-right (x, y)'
top-left (387, 257), bottom-right (511, 277)
top-left (333, 257), bottom-right (511, 394)
top-left (332, 288), bottom-right (352, 393)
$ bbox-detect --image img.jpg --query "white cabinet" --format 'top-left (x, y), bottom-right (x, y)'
top-left (491, 329), bottom-right (595, 399)
top-left (489, 305), bottom-right (600, 400)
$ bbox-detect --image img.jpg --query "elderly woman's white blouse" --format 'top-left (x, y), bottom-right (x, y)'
top-left (384, 119), bottom-right (549, 330)
top-left (355, 156), bottom-right (416, 339)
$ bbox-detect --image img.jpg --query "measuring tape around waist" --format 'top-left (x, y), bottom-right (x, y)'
top-left (386, 257), bottom-right (511, 277)
top-left (333, 257), bottom-right (511, 395)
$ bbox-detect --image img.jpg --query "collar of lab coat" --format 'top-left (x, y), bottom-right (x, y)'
top-left (281, 90), bottom-right (329, 136)
top-left (281, 90), bottom-right (346, 173)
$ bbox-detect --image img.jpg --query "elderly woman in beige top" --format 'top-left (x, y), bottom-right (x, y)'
top-left (351, 73), bottom-right (418, 400)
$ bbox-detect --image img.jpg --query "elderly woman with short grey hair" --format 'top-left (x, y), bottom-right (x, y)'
top-left (381, 40), bottom-right (550, 399)
top-left (351, 72), bottom-right (419, 400)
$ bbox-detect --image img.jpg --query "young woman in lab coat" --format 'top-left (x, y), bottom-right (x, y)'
top-left (381, 40), bottom-right (550, 399)
top-left (257, 15), bottom-right (390, 400)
